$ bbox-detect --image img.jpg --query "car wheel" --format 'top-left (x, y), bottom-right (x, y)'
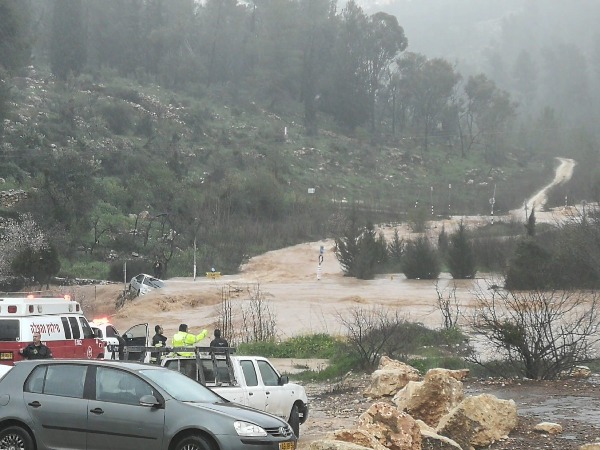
top-left (174, 434), bottom-right (212, 450)
top-left (289, 404), bottom-right (300, 438)
top-left (0, 425), bottom-right (34, 450)
top-left (136, 289), bottom-right (140, 296)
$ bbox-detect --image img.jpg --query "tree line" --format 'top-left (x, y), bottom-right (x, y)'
top-left (9, 0), bottom-right (516, 156)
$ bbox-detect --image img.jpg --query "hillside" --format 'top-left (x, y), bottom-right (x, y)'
top-left (1, 65), bottom-right (557, 280)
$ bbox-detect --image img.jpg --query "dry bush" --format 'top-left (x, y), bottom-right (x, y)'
top-left (468, 286), bottom-right (600, 379)
top-left (215, 283), bottom-right (277, 345)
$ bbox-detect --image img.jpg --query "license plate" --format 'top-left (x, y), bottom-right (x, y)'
top-left (279, 442), bottom-right (295, 450)
top-left (0, 352), bottom-right (13, 360)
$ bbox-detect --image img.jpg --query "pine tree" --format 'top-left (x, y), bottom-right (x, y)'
top-left (401, 237), bottom-right (441, 279)
top-left (387, 228), bottom-right (404, 270)
top-left (447, 221), bottom-right (476, 279)
top-left (335, 220), bottom-right (385, 280)
top-left (505, 239), bottom-right (551, 290)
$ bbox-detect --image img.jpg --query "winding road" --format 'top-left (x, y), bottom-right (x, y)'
top-left (511, 157), bottom-right (576, 216)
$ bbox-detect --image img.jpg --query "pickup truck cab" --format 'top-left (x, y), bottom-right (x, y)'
top-left (161, 353), bottom-right (309, 438)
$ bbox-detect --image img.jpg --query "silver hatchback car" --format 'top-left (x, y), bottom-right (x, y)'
top-left (0, 360), bottom-right (297, 450)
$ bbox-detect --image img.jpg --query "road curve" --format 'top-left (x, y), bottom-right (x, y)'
top-left (512, 157), bottom-right (576, 215)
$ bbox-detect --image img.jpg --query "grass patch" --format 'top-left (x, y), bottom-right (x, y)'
top-left (237, 333), bottom-right (340, 359)
top-left (59, 259), bottom-right (110, 280)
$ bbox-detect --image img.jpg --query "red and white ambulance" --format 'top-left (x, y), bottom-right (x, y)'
top-left (0, 294), bottom-right (104, 365)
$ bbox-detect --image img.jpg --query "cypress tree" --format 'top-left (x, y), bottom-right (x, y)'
top-left (401, 237), bottom-right (441, 279)
top-left (447, 221), bottom-right (476, 279)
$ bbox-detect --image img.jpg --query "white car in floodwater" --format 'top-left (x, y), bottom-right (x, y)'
top-left (128, 273), bottom-right (164, 296)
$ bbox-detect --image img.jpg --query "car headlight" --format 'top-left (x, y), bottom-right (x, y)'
top-left (233, 421), bottom-right (268, 437)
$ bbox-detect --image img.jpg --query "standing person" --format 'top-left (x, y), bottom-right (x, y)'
top-left (150, 325), bottom-right (167, 364)
top-left (172, 324), bottom-right (208, 357)
top-left (210, 329), bottom-right (229, 351)
top-left (19, 332), bottom-right (53, 360)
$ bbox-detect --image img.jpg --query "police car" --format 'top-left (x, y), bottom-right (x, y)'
top-left (90, 318), bottom-right (152, 362)
top-left (0, 294), bottom-right (104, 365)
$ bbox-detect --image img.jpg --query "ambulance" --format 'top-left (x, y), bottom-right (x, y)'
top-left (0, 294), bottom-right (104, 365)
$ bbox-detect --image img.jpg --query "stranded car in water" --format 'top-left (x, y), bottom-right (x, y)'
top-left (128, 273), bottom-right (164, 296)
top-left (0, 359), bottom-right (296, 450)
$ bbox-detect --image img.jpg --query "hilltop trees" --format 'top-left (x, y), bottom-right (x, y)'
top-left (462, 74), bottom-right (517, 162)
top-left (50, 0), bottom-right (86, 81)
top-left (0, 0), bottom-right (31, 139)
top-left (394, 53), bottom-right (461, 152)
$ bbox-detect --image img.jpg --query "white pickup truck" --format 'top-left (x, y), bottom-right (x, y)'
top-left (160, 353), bottom-right (309, 438)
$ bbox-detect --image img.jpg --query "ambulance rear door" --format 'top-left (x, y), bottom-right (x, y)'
top-left (123, 323), bottom-right (149, 363)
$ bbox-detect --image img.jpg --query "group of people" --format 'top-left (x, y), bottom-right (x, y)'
top-left (19, 325), bottom-right (229, 363)
top-left (150, 323), bottom-right (229, 363)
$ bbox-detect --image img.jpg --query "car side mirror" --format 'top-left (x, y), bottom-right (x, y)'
top-left (139, 395), bottom-right (160, 407)
top-left (279, 375), bottom-right (289, 385)
top-left (124, 332), bottom-right (133, 339)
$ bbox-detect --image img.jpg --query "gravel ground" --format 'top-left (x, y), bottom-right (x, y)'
top-left (297, 373), bottom-right (600, 449)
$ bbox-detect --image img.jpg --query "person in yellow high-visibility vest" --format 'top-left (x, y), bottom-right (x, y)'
top-left (172, 324), bottom-right (208, 356)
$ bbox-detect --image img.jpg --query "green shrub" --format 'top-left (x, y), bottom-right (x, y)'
top-left (406, 356), bottom-right (467, 374)
top-left (100, 101), bottom-right (132, 135)
top-left (0, 276), bottom-right (25, 292)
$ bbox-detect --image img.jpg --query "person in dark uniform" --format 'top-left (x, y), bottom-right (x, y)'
top-left (151, 325), bottom-right (167, 364)
top-left (210, 329), bottom-right (229, 351)
top-left (19, 332), bottom-right (53, 359)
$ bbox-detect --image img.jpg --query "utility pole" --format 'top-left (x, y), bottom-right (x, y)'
top-left (430, 186), bottom-right (434, 216)
top-left (193, 235), bottom-right (197, 281)
top-left (490, 184), bottom-right (496, 225)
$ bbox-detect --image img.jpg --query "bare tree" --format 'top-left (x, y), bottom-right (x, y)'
top-left (239, 283), bottom-right (277, 343)
top-left (336, 305), bottom-right (408, 370)
top-left (468, 286), bottom-right (600, 380)
top-left (214, 284), bottom-right (235, 345)
top-left (435, 282), bottom-right (461, 330)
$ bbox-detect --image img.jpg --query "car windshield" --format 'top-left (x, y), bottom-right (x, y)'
top-left (140, 368), bottom-right (224, 403)
top-left (142, 276), bottom-right (164, 288)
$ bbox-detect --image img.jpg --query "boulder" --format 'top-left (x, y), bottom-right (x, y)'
top-left (393, 370), bottom-right (465, 427)
top-left (425, 368), bottom-right (470, 381)
top-left (436, 394), bottom-right (518, 449)
top-left (580, 444), bottom-right (600, 450)
top-left (357, 402), bottom-right (422, 450)
top-left (331, 429), bottom-right (388, 450)
top-left (421, 429), bottom-right (463, 450)
top-left (533, 422), bottom-right (562, 435)
top-left (309, 440), bottom-right (373, 450)
top-left (363, 359), bottom-right (421, 398)
top-left (378, 356), bottom-right (409, 370)
top-left (571, 366), bottom-right (592, 379)
top-left (416, 420), bottom-right (436, 433)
